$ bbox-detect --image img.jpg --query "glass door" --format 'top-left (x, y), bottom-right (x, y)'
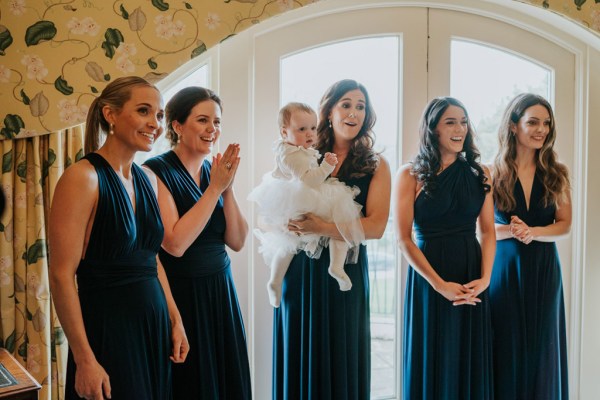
top-left (251, 5), bottom-right (577, 399)
top-left (254, 7), bottom-right (427, 399)
top-left (428, 7), bottom-right (576, 327)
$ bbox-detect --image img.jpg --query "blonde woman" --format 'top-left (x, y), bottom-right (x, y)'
top-left (50, 77), bottom-right (188, 400)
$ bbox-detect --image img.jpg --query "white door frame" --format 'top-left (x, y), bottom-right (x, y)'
top-left (187, 1), bottom-right (591, 397)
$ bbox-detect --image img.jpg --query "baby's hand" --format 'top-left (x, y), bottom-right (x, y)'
top-left (324, 152), bottom-right (338, 166)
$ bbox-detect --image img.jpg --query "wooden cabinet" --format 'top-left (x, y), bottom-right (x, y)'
top-left (0, 348), bottom-right (41, 400)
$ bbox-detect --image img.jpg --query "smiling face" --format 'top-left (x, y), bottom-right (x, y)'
top-left (435, 105), bottom-right (468, 157)
top-left (173, 99), bottom-right (222, 156)
top-left (282, 109), bottom-right (317, 149)
top-left (512, 104), bottom-right (551, 152)
top-left (329, 89), bottom-right (366, 143)
top-left (106, 86), bottom-right (164, 152)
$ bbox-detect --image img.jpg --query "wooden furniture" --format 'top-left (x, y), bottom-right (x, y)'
top-left (0, 348), bottom-right (41, 400)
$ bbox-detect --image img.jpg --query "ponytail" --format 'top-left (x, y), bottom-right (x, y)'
top-left (83, 76), bottom-right (157, 154)
top-left (84, 96), bottom-right (105, 154)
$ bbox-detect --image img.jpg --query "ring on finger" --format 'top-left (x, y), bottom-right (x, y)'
top-left (225, 162), bottom-right (232, 170)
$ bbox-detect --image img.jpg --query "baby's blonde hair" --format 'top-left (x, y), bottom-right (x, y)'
top-left (278, 102), bottom-right (316, 133)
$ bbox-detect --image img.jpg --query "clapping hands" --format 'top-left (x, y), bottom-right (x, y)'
top-left (210, 143), bottom-right (240, 193)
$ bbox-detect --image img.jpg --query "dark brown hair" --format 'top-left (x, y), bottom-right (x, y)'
top-left (411, 96), bottom-right (489, 196)
top-left (165, 86), bottom-right (222, 147)
top-left (315, 79), bottom-right (379, 180)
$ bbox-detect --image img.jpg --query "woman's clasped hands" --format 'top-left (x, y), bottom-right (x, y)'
top-left (509, 215), bottom-right (534, 244)
top-left (436, 277), bottom-right (490, 307)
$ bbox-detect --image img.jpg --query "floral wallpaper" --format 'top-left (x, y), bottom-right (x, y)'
top-left (0, 0), bottom-right (598, 140)
top-left (0, 0), bottom-right (319, 140)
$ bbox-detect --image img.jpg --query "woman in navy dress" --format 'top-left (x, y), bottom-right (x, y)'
top-left (49, 76), bottom-right (188, 400)
top-left (273, 79), bottom-right (391, 400)
top-left (490, 93), bottom-right (571, 400)
top-left (144, 87), bottom-right (251, 399)
top-left (395, 97), bottom-right (495, 399)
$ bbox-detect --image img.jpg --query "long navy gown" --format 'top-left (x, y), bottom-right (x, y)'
top-left (273, 173), bottom-right (372, 400)
top-left (489, 173), bottom-right (568, 400)
top-left (403, 158), bottom-right (493, 400)
top-left (145, 151), bottom-right (251, 400)
top-left (66, 153), bottom-right (172, 400)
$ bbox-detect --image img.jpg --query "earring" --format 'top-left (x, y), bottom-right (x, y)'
top-left (328, 120), bottom-right (332, 128)
top-left (109, 124), bottom-right (114, 135)
top-left (176, 134), bottom-right (181, 144)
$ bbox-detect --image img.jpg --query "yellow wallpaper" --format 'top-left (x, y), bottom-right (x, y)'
top-left (0, 0), bottom-right (598, 140)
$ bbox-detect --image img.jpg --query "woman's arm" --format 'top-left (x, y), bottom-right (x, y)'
top-left (142, 168), bottom-right (190, 363)
top-left (393, 165), bottom-right (478, 306)
top-left (359, 154), bottom-right (391, 239)
top-left (156, 257), bottom-right (189, 363)
top-left (509, 187), bottom-right (571, 245)
top-left (48, 162), bottom-right (112, 400)
top-left (150, 144), bottom-right (240, 257)
top-left (465, 167), bottom-right (496, 296)
top-left (495, 223), bottom-right (513, 241)
top-left (289, 154), bottom-right (391, 240)
top-left (221, 187), bottom-right (248, 252)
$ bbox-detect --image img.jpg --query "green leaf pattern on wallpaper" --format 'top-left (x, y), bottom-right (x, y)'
top-left (0, 25), bottom-right (13, 56)
top-left (0, 0), bottom-right (597, 139)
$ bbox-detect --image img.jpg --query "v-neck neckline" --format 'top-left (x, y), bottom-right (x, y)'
top-left (94, 152), bottom-right (139, 219)
top-left (169, 150), bottom-right (205, 192)
top-left (516, 173), bottom-right (536, 213)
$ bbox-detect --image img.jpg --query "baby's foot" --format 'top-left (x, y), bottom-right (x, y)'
top-left (328, 267), bottom-right (352, 291)
top-left (267, 281), bottom-right (282, 308)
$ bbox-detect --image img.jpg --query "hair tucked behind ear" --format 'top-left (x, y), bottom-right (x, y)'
top-left (165, 86), bottom-right (222, 147)
top-left (492, 93), bottom-right (570, 211)
top-left (411, 96), bottom-right (489, 196)
top-left (84, 76), bottom-right (157, 154)
top-left (315, 79), bottom-right (379, 180)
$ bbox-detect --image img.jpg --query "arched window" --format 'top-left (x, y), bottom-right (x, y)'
top-left (164, 2), bottom-right (591, 398)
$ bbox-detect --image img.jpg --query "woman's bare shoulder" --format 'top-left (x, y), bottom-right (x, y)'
top-left (55, 158), bottom-right (98, 194)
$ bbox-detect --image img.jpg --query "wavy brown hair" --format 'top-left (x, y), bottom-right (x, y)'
top-left (411, 97), bottom-right (489, 196)
top-left (492, 93), bottom-right (570, 212)
top-left (84, 76), bottom-right (158, 154)
top-left (315, 79), bottom-right (379, 180)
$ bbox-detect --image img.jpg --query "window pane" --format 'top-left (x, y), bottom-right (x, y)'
top-left (450, 40), bottom-right (551, 163)
top-left (281, 36), bottom-right (399, 399)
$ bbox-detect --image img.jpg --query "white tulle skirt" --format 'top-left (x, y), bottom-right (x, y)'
top-left (248, 174), bottom-right (364, 267)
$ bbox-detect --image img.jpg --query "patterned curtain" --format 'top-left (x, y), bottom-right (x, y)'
top-left (0, 125), bottom-right (84, 400)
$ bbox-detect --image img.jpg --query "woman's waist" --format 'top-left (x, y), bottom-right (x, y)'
top-left (496, 238), bottom-right (558, 250)
top-left (76, 260), bottom-right (158, 291)
top-left (413, 223), bottom-right (476, 240)
top-left (160, 247), bottom-right (231, 278)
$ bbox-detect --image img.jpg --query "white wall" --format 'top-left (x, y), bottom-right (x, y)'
top-left (580, 46), bottom-right (600, 400)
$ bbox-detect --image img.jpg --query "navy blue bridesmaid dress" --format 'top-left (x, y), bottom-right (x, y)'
top-left (145, 150), bottom-right (252, 400)
top-left (65, 153), bottom-right (172, 400)
top-left (490, 173), bottom-right (568, 399)
top-left (272, 173), bottom-right (372, 400)
top-left (402, 158), bottom-right (493, 400)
